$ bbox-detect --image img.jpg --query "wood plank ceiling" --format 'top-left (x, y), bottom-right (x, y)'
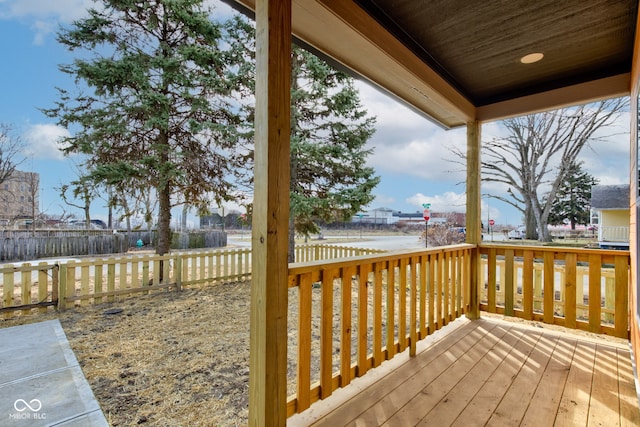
top-left (226, 0), bottom-right (638, 128)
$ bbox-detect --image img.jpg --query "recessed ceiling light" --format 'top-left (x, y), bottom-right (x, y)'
top-left (520, 52), bottom-right (544, 64)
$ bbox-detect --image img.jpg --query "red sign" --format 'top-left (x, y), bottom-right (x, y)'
top-left (423, 209), bottom-right (430, 221)
top-left (489, 219), bottom-right (495, 226)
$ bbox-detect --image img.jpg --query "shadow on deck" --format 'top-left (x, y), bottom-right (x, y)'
top-left (289, 316), bottom-right (640, 426)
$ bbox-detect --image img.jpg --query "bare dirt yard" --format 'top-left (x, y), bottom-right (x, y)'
top-left (1, 281), bottom-right (253, 426)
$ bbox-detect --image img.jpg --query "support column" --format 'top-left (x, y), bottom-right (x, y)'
top-left (466, 120), bottom-right (481, 320)
top-left (249, 1), bottom-right (291, 426)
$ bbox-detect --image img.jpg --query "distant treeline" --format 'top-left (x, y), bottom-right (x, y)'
top-left (0, 230), bottom-right (227, 262)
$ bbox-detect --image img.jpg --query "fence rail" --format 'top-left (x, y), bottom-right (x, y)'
top-left (478, 244), bottom-right (629, 338)
top-left (286, 244), bottom-right (473, 416)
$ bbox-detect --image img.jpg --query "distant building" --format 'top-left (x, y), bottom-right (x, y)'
top-left (352, 207), bottom-right (397, 225)
top-left (351, 208), bottom-right (466, 226)
top-left (0, 170), bottom-right (39, 223)
top-left (590, 184), bottom-right (629, 249)
top-left (392, 210), bottom-right (465, 226)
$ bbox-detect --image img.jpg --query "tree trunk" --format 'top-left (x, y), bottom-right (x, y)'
top-left (157, 186), bottom-right (171, 256)
top-left (84, 202), bottom-right (91, 230)
top-left (524, 205), bottom-right (537, 240)
top-left (288, 214), bottom-right (295, 263)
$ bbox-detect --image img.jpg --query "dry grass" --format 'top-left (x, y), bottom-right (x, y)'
top-left (0, 281), bottom-right (253, 426)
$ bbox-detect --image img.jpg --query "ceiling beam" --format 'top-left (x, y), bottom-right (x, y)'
top-left (476, 73), bottom-right (631, 122)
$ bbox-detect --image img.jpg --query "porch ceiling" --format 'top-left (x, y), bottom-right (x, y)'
top-left (225, 0), bottom-right (638, 128)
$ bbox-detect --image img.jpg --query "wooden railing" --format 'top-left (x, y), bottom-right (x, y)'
top-left (286, 244), bottom-right (473, 416)
top-left (294, 243), bottom-right (386, 262)
top-left (479, 244), bottom-right (630, 338)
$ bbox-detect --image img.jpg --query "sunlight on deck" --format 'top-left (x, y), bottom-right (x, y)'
top-left (288, 316), bottom-right (640, 427)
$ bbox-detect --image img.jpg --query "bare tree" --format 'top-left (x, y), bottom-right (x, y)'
top-left (453, 98), bottom-right (628, 241)
top-left (0, 124), bottom-right (25, 182)
top-left (59, 163), bottom-right (99, 229)
top-left (0, 124), bottom-right (26, 208)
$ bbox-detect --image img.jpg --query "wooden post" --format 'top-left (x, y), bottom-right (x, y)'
top-left (466, 120), bottom-right (481, 319)
top-left (249, 0), bottom-right (291, 425)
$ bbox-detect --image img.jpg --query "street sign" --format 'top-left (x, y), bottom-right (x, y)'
top-left (489, 219), bottom-right (495, 226)
top-left (423, 209), bottom-right (430, 221)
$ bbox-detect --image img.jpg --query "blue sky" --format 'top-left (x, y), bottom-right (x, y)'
top-left (0, 0), bottom-right (631, 228)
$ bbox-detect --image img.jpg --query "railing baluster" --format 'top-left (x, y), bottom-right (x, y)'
top-left (373, 261), bottom-right (383, 367)
top-left (428, 255), bottom-right (435, 333)
top-left (543, 252), bottom-right (555, 324)
top-left (398, 258), bottom-right (407, 351)
top-left (450, 251), bottom-right (457, 318)
top-left (614, 255), bottom-right (629, 337)
top-left (523, 250), bottom-right (534, 320)
top-left (341, 266), bottom-right (354, 387)
top-left (435, 253), bottom-right (443, 328)
top-left (488, 248), bottom-right (497, 312)
top-left (504, 250), bottom-right (514, 316)
top-left (320, 268), bottom-right (334, 399)
top-left (386, 260), bottom-right (396, 358)
top-left (419, 255), bottom-right (427, 338)
top-left (565, 252), bottom-right (577, 329)
top-left (410, 256), bottom-right (418, 357)
top-left (443, 252), bottom-right (450, 325)
top-left (357, 264), bottom-right (371, 376)
top-left (588, 254), bottom-right (602, 333)
top-left (462, 249), bottom-right (469, 312)
top-left (297, 272), bottom-right (312, 412)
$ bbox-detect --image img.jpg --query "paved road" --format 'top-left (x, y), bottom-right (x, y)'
top-left (229, 232), bottom-right (508, 251)
top-left (230, 234), bottom-right (426, 251)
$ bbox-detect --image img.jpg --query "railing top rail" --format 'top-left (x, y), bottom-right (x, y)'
top-left (289, 243), bottom-right (475, 274)
top-left (479, 243), bottom-right (630, 257)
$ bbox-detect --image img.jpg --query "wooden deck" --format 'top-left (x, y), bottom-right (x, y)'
top-left (288, 316), bottom-right (640, 427)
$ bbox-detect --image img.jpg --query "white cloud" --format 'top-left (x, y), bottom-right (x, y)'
top-left (368, 130), bottom-right (467, 182)
top-left (23, 124), bottom-right (70, 160)
top-left (356, 81), bottom-right (468, 183)
top-left (406, 191), bottom-right (467, 213)
top-left (371, 194), bottom-right (396, 208)
top-left (0, 0), bottom-right (92, 22)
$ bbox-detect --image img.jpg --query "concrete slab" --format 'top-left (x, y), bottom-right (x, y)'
top-left (0, 320), bottom-right (108, 426)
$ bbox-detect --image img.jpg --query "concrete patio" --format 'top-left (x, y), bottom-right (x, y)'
top-left (0, 319), bottom-right (108, 426)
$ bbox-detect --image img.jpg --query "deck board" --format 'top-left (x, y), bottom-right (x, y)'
top-left (555, 341), bottom-right (596, 427)
top-left (288, 317), bottom-right (640, 427)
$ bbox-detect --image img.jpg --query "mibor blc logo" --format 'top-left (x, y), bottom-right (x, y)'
top-left (9, 399), bottom-right (46, 421)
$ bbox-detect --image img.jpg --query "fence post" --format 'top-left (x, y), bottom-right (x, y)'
top-left (58, 263), bottom-right (67, 310)
top-left (52, 264), bottom-right (59, 309)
